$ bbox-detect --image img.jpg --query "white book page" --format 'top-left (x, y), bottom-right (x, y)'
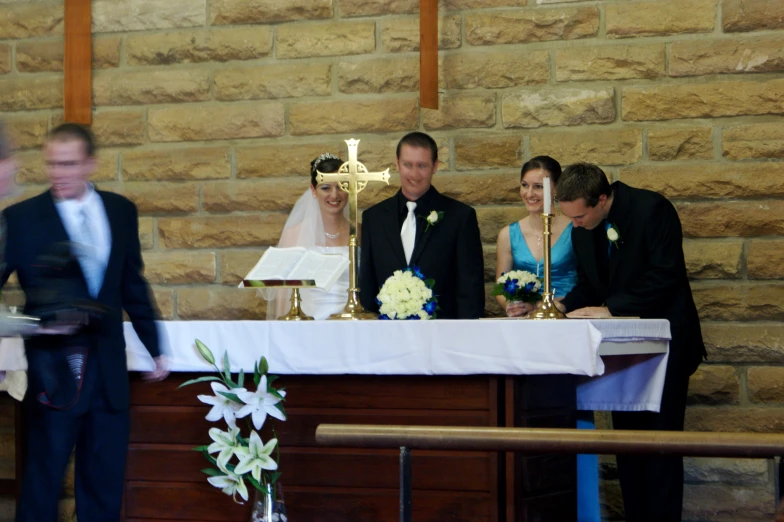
top-left (288, 250), bottom-right (349, 291)
top-left (244, 247), bottom-right (307, 281)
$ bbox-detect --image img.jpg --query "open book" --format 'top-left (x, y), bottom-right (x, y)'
top-left (242, 247), bottom-right (349, 292)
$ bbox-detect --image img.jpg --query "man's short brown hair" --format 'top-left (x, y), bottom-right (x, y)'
top-left (556, 162), bottom-right (612, 207)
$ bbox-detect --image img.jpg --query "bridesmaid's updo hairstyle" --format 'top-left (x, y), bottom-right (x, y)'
top-left (520, 156), bottom-right (562, 184)
top-left (310, 153), bottom-right (344, 187)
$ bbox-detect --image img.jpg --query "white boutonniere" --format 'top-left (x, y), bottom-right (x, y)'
top-left (424, 210), bottom-right (444, 232)
top-left (606, 222), bottom-right (621, 249)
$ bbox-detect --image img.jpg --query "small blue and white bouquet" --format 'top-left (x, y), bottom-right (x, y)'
top-left (377, 266), bottom-right (438, 320)
top-left (491, 270), bottom-right (543, 304)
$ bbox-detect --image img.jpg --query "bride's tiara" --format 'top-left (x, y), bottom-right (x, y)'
top-left (313, 153), bottom-right (340, 171)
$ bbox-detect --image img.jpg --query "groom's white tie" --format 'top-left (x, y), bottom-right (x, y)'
top-left (401, 201), bottom-right (417, 265)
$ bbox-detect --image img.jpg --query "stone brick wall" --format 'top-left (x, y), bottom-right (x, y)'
top-left (0, 0), bottom-right (783, 520)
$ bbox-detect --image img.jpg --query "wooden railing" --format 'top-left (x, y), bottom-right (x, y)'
top-left (316, 424), bottom-right (784, 522)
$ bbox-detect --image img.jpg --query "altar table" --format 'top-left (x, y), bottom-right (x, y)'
top-left (1, 319), bottom-right (670, 522)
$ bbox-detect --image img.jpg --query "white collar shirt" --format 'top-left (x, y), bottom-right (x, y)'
top-left (54, 184), bottom-right (112, 269)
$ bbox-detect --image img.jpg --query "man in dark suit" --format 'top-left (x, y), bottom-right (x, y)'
top-left (359, 132), bottom-right (485, 319)
top-left (3, 123), bottom-right (168, 522)
top-left (556, 163), bottom-right (705, 522)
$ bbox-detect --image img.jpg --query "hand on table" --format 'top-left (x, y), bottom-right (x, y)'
top-left (506, 301), bottom-right (534, 317)
top-left (566, 306), bottom-right (612, 318)
top-left (143, 356), bottom-right (170, 382)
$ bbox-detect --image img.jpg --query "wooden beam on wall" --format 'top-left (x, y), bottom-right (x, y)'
top-left (419, 0), bottom-right (438, 110)
top-left (64, 0), bottom-right (92, 125)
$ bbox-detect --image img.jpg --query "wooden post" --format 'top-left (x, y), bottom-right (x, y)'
top-left (64, 0), bottom-right (92, 125)
top-left (419, 0), bottom-right (438, 110)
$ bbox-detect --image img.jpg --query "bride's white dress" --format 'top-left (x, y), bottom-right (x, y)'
top-left (299, 246), bottom-right (350, 320)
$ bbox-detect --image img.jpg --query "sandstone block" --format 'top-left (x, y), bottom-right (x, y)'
top-left (92, 0), bottom-right (205, 33)
top-left (682, 240), bottom-right (743, 280)
top-left (556, 44), bottom-right (665, 81)
top-left (723, 0), bottom-right (784, 33)
top-left (623, 79), bottom-right (784, 121)
top-left (647, 127), bottom-right (713, 161)
top-left (142, 251), bottom-right (216, 284)
top-left (747, 240), bottom-right (784, 280)
top-left (465, 7), bottom-right (598, 46)
top-left (151, 287), bottom-right (175, 319)
top-left (177, 286), bottom-right (266, 320)
top-left (92, 110), bottom-right (146, 147)
top-left (127, 27), bottom-right (272, 66)
top-left (455, 135), bottom-right (523, 171)
top-left (158, 214), bottom-right (287, 248)
top-left (381, 15), bottom-right (461, 53)
top-left (338, 57), bottom-right (418, 94)
top-left (0, 75), bottom-right (62, 111)
top-left (116, 182), bottom-right (199, 215)
top-left (236, 142), bottom-right (344, 179)
top-left (503, 87), bottom-right (614, 129)
top-left (686, 405), bottom-right (784, 432)
top-left (620, 163), bottom-right (784, 199)
top-left (4, 112), bottom-right (49, 150)
top-left (423, 93), bottom-right (495, 130)
top-left (606, 0), bottom-right (715, 38)
top-left (209, 0), bottom-right (333, 25)
top-left (0, 44), bottom-right (9, 74)
top-left (94, 36), bottom-right (122, 69)
top-left (433, 173), bottom-right (521, 206)
top-left (687, 365), bottom-right (739, 405)
top-left (93, 69), bottom-right (210, 106)
top-left (476, 206), bottom-right (525, 244)
top-left (149, 103), bottom-right (285, 142)
top-left (484, 283), bottom-right (504, 318)
top-left (703, 323), bottom-right (784, 363)
top-left (202, 180), bottom-right (304, 213)
top-left (682, 484), bottom-right (775, 520)
top-left (684, 457), bottom-right (768, 485)
top-left (723, 122), bottom-right (784, 160)
top-left (483, 244), bottom-right (497, 283)
top-left (219, 249), bottom-right (267, 286)
top-left (671, 36), bottom-right (784, 77)
top-left (123, 147), bottom-right (232, 181)
top-left (216, 62), bottom-right (331, 100)
top-left (341, 0), bottom-right (417, 17)
top-left (0, 2), bottom-right (63, 39)
top-left (676, 201), bottom-right (784, 237)
top-left (17, 39), bottom-right (63, 72)
top-left (277, 21), bottom-right (375, 60)
top-left (59, 498), bottom-right (76, 522)
top-left (530, 128), bottom-right (641, 166)
top-left (748, 367), bottom-right (784, 403)
top-left (444, 50), bottom-right (548, 89)
top-left (691, 282), bottom-right (784, 321)
top-left (444, 0), bottom-right (526, 8)
top-left (139, 217), bottom-right (154, 250)
top-left (290, 98), bottom-right (418, 135)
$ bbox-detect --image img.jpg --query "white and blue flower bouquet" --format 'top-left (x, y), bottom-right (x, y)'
top-left (377, 266), bottom-right (439, 320)
top-left (491, 270), bottom-right (543, 304)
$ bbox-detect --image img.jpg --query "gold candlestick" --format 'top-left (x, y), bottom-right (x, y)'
top-left (530, 213), bottom-right (566, 320)
top-left (279, 288), bottom-right (313, 321)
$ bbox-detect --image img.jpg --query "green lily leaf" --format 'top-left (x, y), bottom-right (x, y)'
top-left (202, 468), bottom-right (222, 477)
top-left (238, 369), bottom-right (245, 388)
top-left (217, 391), bottom-right (242, 403)
top-left (178, 376), bottom-right (222, 388)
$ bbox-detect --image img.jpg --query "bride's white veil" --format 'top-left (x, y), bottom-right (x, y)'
top-left (263, 153), bottom-right (347, 320)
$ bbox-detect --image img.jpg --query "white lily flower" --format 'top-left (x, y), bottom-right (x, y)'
top-left (234, 431), bottom-right (278, 482)
top-left (198, 382), bottom-right (246, 429)
top-left (208, 426), bottom-right (242, 470)
top-left (207, 467), bottom-right (249, 503)
top-left (236, 376), bottom-right (287, 430)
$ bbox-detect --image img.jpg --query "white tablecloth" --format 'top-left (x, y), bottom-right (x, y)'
top-left (0, 319), bottom-right (669, 411)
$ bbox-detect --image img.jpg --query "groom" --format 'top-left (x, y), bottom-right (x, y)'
top-left (359, 132), bottom-right (485, 319)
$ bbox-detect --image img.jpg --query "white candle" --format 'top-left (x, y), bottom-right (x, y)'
top-left (543, 176), bottom-right (551, 215)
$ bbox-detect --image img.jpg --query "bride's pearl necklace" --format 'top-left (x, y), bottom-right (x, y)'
top-left (325, 230), bottom-right (340, 240)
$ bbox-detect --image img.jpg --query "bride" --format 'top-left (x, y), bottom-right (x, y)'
top-left (266, 153), bottom-right (351, 320)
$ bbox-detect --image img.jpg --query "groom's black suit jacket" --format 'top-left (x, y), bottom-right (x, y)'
top-left (359, 187), bottom-right (485, 319)
top-left (561, 181), bottom-right (705, 377)
top-left (2, 189), bottom-right (160, 410)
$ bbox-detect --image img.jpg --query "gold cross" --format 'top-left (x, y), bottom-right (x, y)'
top-left (316, 139), bottom-right (390, 320)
